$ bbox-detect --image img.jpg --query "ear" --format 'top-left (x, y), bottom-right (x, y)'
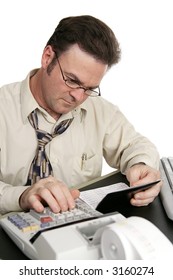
top-left (41, 45), bottom-right (55, 69)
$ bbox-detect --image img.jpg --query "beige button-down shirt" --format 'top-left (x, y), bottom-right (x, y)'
top-left (0, 70), bottom-right (159, 213)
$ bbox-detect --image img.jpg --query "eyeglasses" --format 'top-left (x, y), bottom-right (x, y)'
top-left (55, 55), bottom-right (101, 97)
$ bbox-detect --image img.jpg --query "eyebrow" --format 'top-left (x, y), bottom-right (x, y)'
top-left (64, 72), bottom-right (82, 84)
top-left (64, 71), bottom-right (100, 90)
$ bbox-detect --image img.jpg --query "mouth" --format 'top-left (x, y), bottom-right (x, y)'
top-left (62, 98), bottom-right (75, 106)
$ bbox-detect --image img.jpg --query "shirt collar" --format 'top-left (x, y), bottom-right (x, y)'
top-left (20, 69), bottom-right (39, 123)
top-left (20, 69), bottom-right (87, 124)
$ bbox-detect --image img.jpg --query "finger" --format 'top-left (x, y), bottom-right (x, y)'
top-left (128, 166), bottom-right (161, 187)
top-left (130, 197), bottom-right (153, 206)
top-left (39, 177), bottom-right (70, 212)
top-left (134, 182), bottom-right (162, 200)
top-left (130, 172), bottom-right (158, 186)
top-left (27, 194), bottom-right (45, 213)
top-left (70, 189), bottom-right (80, 199)
top-left (36, 187), bottom-right (61, 213)
top-left (35, 177), bottom-right (78, 212)
top-left (130, 183), bottom-right (162, 206)
top-left (46, 181), bottom-right (75, 211)
top-left (59, 185), bottom-right (77, 210)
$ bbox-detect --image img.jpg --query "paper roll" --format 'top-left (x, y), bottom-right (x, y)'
top-left (101, 223), bottom-right (138, 260)
top-left (101, 216), bottom-right (173, 260)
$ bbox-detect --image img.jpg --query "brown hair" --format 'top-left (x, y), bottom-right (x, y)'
top-left (46, 15), bottom-right (121, 68)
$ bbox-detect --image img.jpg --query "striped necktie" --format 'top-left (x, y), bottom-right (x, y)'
top-left (26, 109), bottom-right (73, 185)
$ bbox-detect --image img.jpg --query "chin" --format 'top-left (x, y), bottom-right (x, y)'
top-left (55, 109), bottom-right (71, 116)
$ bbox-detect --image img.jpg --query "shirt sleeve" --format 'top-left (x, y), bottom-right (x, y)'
top-left (103, 106), bottom-right (160, 173)
top-left (0, 182), bottom-right (29, 214)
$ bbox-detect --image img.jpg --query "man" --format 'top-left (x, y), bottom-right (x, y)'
top-left (0, 15), bottom-right (161, 215)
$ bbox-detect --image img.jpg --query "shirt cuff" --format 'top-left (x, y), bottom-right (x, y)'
top-left (0, 185), bottom-right (29, 214)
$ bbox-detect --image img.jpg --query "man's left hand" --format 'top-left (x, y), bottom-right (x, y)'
top-left (125, 163), bottom-right (162, 206)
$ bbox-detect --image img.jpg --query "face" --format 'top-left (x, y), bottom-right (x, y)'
top-left (35, 44), bottom-right (108, 119)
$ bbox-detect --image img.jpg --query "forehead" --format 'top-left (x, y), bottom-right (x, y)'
top-left (59, 44), bottom-right (108, 85)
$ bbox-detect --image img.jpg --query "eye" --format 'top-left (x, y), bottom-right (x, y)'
top-left (66, 76), bottom-right (80, 86)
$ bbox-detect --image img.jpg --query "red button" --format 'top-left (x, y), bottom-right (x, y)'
top-left (40, 216), bottom-right (53, 223)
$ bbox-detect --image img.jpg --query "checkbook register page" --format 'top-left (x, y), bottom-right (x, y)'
top-left (80, 180), bottom-right (161, 211)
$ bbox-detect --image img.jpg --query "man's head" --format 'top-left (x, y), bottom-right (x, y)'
top-left (31, 15), bottom-right (121, 120)
top-left (46, 15), bottom-right (121, 68)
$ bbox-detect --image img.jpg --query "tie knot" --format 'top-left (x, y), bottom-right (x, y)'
top-left (36, 130), bottom-right (53, 147)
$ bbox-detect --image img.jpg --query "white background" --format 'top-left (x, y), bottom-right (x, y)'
top-left (0, 0), bottom-right (172, 174)
top-left (1, 0), bottom-right (173, 274)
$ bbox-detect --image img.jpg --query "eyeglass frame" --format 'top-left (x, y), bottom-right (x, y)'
top-left (54, 52), bottom-right (101, 97)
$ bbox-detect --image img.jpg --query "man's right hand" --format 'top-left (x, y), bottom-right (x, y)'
top-left (19, 176), bottom-right (80, 213)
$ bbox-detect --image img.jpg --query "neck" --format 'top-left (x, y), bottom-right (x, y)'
top-left (30, 70), bottom-right (61, 120)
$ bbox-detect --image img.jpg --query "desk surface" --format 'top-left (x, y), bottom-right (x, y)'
top-left (0, 172), bottom-right (173, 260)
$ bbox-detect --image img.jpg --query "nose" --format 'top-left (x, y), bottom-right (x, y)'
top-left (69, 88), bottom-right (86, 102)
